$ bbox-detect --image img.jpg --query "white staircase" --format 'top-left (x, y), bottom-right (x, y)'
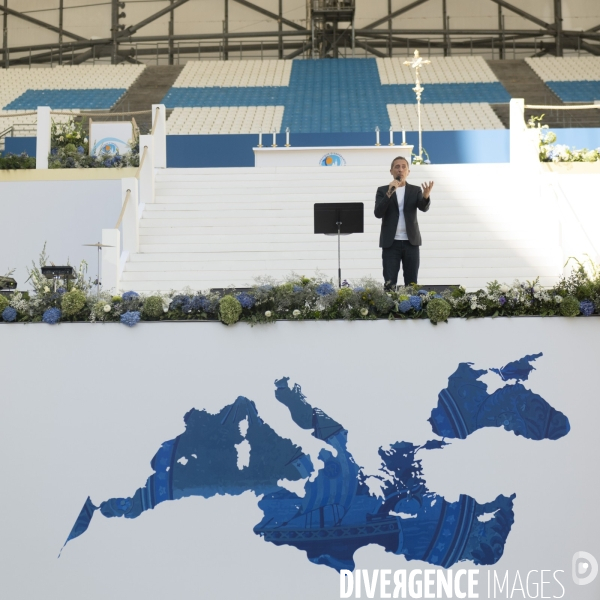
top-left (119, 164), bottom-right (562, 292)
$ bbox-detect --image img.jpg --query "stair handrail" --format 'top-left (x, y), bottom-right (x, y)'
top-left (114, 189), bottom-right (132, 230)
top-left (524, 104), bottom-right (600, 110)
top-left (150, 106), bottom-right (161, 135)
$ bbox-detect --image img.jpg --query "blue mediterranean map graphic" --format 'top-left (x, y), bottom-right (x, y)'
top-left (63, 353), bottom-right (570, 571)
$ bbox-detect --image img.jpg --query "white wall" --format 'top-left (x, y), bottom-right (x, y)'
top-left (0, 179), bottom-right (121, 287)
top-left (0, 318), bottom-right (598, 600)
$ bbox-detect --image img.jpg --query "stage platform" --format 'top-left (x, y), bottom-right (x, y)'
top-left (121, 163), bottom-right (562, 292)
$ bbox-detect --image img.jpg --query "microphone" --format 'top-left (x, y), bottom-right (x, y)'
top-left (389, 175), bottom-right (401, 195)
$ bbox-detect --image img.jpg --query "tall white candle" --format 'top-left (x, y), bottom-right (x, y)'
top-left (272, 131), bottom-right (277, 147)
top-left (402, 130), bottom-right (406, 144)
top-left (258, 131), bottom-right (262, 147)
top-left (375, 126), bottom-right (380, 146)
top-left (389, 126), bottom-right (394, 146)
top-left (285, 127), bottom-right (290, 146)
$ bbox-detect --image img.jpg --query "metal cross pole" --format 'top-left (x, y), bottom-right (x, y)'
top-left (403, 49), bottom-right (430, 161)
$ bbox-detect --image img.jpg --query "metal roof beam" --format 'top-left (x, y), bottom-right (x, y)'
top-left (0, 5), bottom-right (86, 41)
top-left (232, 0), bottom-right (307, 32)
top-left (488, 0), bottom-right (553, 31)
top-left (363, 0), bottom-right (430, 30)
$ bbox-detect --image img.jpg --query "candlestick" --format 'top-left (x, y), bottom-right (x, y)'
top-left (402, 130), bottom-right (406, 145)
top-left (285, 127), bottom-right (290, 147)
top-left (375, 126), bottom-right (380, 146)
top-left (271, 131), bottom-right (277, 147)
top-left (389, 126), bottom-right (394, 146)
top-left (258, 131), bottom-right (263, 148)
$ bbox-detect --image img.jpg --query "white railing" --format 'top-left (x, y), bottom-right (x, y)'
top-left (100, 104), bottom-right (166, 292)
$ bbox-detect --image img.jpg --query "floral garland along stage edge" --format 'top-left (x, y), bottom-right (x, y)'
top-left (529, 115), bottom-right (600, 163)
top-left (1, 248), bottom-right (600, 327)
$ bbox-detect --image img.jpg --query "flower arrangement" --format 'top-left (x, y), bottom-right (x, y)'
top-left (411, 147), bottom-right (431, 165)
top-left (529, 115), bottom-right (600, 163)
top-left (2, 251), bottom-right (600, 327)
top-left (48, 117), bottom-right (140, 169)
top-left (0, 152), bottom-right (36, 170)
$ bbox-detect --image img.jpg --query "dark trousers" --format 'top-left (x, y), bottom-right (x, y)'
top-left (382, 240), bottom-right (420, 288)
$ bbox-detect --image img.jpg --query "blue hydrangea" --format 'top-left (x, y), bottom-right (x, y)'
top-left (77, 146), bottom-right (84, 154)
top-left (122, 291), bottom-right (140, 301)
top-left (353, 286), bottom-right (365, 293)
top-left (42, 307), bottom-right (61, 325)
top-left (499, 296), bottom-right (506, 306)
top-left (104, 158), bottom-right (113, 168)
top-left (65, 157), bottom-right (75, 167)
top-left (399, 300), bottom-right (412, 313)
top-left (433, 293), bottom-right (443, 299)
top-left (170, 294), bottom-right (191, 310)
top-left (236, 292), bottom-right (255, 309)
top-left (316, 282), bottom-right (335, 296)
top-left (417, 289), bottom-right (428, 296)
top-left (120, 311), bottom-right (141, 327)
top-left (57, 287), bottom-right (66, 295)
top-left (409, 295), bottom-right (422, 311)
top-left (580, 300), bottom-right (594, 316)
top-left (2, 306), bottom-right (17, 322)
top-left (50, 147), bottom-right (58, 156)
top-left (293, 285), bottom-right (303, 293)
top-left (193, 295), bottom-right (213, 312)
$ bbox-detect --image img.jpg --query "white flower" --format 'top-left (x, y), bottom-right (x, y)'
top-left (265, 310), bottom-right (272, 318)
top-left (533, 284), bottom-right (542, 293)
top-left (292, 309), bottom-right (301, 317)
top-left (103, 304), bottom-right (111, 313)
top-left (555, 295), bottom-right (563, 304)
top-left (500, 284), bottom-right (510, 293)
top-left (59, 136), bottom-right (64, 142)
top-left (360, 308), bottom-right (368, 316)
top-left (471, 303), bottom-right (477, 310)
top-left (44, 286), bottom-right (50, 293)
top-left (84, 137), bottom-right (88, 143)
top-left (75, 133), bottom-right (80, 139)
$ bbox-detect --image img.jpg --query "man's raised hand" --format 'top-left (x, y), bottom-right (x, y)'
top-left (421, 181), bottom-right (434, 199)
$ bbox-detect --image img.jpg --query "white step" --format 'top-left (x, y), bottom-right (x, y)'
top-left (119, 165), bottom-right (561, 292)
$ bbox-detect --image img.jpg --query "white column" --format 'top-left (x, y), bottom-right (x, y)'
top-left (35, 106), bottom-right (51, 169)
top-left (152, 104), bottom-right (167, 168)
top-left (101, 229), bottom-right (121, 293)
top-left (139, 134), bottom-right (155, 206)
top-left (120, 177), bottom-right (139, 263)
top-left (509, 98), bottom-right (539, 167)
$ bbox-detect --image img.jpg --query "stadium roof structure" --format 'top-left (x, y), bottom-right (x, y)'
top-left (0, 0), bottom-right (599, 67)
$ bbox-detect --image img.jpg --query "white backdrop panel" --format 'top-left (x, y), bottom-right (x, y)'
top-left (0, 318), bottom-right (598, 600)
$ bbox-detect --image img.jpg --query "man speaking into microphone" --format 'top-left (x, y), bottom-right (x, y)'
top-left (374, 156), bottom-right (434, 289)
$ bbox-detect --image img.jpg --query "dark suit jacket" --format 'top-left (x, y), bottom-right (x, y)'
top-left (374, 182), bottom-right (431, 248)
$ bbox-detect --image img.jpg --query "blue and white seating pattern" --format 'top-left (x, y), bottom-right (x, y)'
top-left (525, 57), bottom-right (600, 102)
top-left (164, 57), bottom-right (511, 134)
top-left (0, 65), bottom-right (145, 112)
top-left (388, 102), bottom-right (504, 131)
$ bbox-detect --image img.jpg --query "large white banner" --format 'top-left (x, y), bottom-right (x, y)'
top-left (0, 318), bottom-right (598, 600)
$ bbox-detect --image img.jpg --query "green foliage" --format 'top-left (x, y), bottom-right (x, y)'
top-left (48, 116), bottom-right (140, 169)
top-left (427, 298), bottom-right (451, 324)
top-left (0, 295), bottom-right (8, 313)
top-left (529, 115), bottom-right (599, 163)
top-left (61, 289), bottom-right (86, 318)
top-left (0, 152), bottom-right (36, 170)
top-left (560, 296), bottom-right (580, 317)
top-left (142, 295), bottom-right (164, 319)
top-left (219, 295), bottom-right (242, 325)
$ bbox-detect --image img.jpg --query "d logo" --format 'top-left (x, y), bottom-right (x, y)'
top-left (572, 551), bottom-right (598, 586)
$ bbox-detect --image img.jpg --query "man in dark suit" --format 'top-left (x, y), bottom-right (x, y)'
top-left (374, 156), bottom-right (434, 289)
